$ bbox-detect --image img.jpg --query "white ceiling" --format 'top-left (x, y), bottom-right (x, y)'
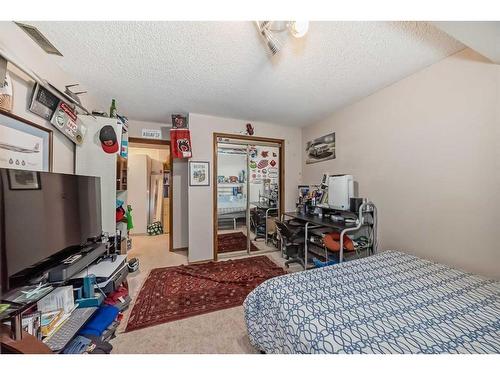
top-left (28, 21), bottom-right (464, 127)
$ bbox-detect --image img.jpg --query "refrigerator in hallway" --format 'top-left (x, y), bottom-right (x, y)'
top-left (128, 154), bottom-right (165, 234)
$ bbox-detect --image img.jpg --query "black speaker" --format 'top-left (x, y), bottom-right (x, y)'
top-left (350, 197), bottom-right (364, 213)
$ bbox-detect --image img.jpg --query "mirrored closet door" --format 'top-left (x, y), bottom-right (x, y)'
top-left (248, 143), bottom-right (280, 251)
top-left (216, 142), bottom-right (249, 255)
top-left (214, 135), bottom-right (282, 258)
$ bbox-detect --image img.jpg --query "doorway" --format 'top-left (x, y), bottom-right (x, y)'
top-left (128, 137), bottom-right (173, 252)
top-left (213, 133), bottom-right (284, 260)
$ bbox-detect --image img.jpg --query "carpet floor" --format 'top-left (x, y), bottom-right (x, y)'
top-left (125, 255), bottom-right (285, 332)
top-left (217, 232), bottom-right (259, 253)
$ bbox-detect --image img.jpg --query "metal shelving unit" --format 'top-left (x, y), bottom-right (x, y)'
top-left (283, 201), bottom-right (378, 269)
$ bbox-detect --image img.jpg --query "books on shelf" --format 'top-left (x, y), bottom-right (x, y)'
top-left (41, 309), bottom-right (64, 337)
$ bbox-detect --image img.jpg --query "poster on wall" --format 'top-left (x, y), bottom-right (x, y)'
top-left (305, 132), bottom-right (335, 164)
top-left (170, 129), bottom-right (192, 159)
top-left (0, 111), bottom-right (52, 171)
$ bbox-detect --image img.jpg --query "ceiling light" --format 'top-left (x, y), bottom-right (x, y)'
top-left (256, 21), bottom-right (309, 55)
top-left (289, 21), bottom-right (309, 38)
top-left (256, 21), bottom-right (281, 55)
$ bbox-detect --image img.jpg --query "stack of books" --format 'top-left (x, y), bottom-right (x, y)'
top-left (41, 309), bottom-right (64, 337)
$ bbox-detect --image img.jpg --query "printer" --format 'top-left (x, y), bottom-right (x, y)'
top-left (70, 255), bottom-right (129, 294)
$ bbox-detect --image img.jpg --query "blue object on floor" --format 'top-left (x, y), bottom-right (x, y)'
top-left (312, 258), bottom-right (338, 268)
top-left (78, 305), bottom-right (119, 337)
top-left (62, 335), bottom-right (91, 354)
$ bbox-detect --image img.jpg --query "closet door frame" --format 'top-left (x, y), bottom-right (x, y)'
top-left (212, 132), bottom-right (285, 261)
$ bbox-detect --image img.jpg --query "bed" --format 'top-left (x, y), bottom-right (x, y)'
top-left (244, 251), bottom-right (500, 354)
top-left (217, 200), bottom-right (247, 229)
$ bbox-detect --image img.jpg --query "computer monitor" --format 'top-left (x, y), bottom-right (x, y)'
top-left (0, 169), bottom-right (102, 292)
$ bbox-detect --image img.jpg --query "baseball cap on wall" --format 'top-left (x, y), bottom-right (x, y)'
top-left (99, 125), bottom-right (118, 154)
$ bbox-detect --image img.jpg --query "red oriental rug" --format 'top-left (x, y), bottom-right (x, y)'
top-left (217, 232), bottom-right (259, 253)
top-left (125, 255), bottom-right (285, 332)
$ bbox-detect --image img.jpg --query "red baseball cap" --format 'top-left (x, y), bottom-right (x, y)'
top-left (99, 125), bottom-right (119, 154)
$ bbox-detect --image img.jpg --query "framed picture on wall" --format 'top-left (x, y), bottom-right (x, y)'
top-left (171, 113), bottom-right (188, 129)
top-left (189, 161), bottom-right (210, 186)
top-left (7, 170), bottom-right (41, 190)
top-left (305, 132), bottom-right (335, 164)
top-left (0, 110), bottom-right (53, 171)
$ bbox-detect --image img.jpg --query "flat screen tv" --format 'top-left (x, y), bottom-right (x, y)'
top-left (0, 168), bottom-right (102, 292)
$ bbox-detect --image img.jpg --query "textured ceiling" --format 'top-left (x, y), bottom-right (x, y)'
top-left (28, 21), bottom-right (464, 127)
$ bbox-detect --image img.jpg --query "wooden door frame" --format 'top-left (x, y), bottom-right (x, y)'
top-left (129, 137), bottom-right (174, 252)
top-left (212, 133), bottom-right (285, 261)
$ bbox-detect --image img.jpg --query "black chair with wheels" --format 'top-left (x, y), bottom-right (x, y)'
top-left (250, 208), bottom-right (267, 241)
top-left (274, 219), bottom-right (305, 268)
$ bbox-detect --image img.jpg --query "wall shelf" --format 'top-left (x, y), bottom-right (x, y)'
top-left (217, 182), bottom-right (245, 187)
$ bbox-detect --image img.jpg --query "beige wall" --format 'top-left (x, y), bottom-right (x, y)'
top-left (497, 68), bottom-right (500, 171)
top-left (188, 113), bottom-right (302, 262)
top-left (127, 119), bottom-right (170, 140)
top-left (302, 48), bottom-right (500, 279)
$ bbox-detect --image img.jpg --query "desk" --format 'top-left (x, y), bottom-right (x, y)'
top-left (283, 204), bottom-right (377, 269)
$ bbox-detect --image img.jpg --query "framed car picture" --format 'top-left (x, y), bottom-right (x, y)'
top-left (189, 161), bottom-right (210, 186)
top-left (305, 132), bottom-right (336, 164)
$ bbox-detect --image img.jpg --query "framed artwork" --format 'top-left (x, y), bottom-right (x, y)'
top-left (189, 161), bottom-right (210, 186)
top-left (171, 113), bottom-right (188, 129)
top-left (0, 110), bottom-right (53, 171)
top-left (7, 170), bottom-right (42, 190)
top-left (305, 132), bottom-right (336, 164)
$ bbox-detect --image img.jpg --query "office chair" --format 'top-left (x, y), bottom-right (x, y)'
top-left (250, 208), bottom-right (267, 241)
top-left (274, 220), bottom-right (305, 268)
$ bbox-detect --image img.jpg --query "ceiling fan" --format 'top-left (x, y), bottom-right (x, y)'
top-left (256, 21), bottom-right (309, 55)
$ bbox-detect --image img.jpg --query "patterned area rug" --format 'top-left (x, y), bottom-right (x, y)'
top-left (217, 232), bottom-right (259, 253)
top-left (125, 256), bottom-right (286, 332)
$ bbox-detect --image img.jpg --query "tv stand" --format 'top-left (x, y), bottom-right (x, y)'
top-left (1, 324), bottom-right (52, 354)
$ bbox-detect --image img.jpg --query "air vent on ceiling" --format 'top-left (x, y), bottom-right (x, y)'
top-left (15, 22), bottom-right (63, 56)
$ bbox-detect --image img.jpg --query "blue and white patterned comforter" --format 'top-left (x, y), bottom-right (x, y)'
top-left (243, 251), bottom-right (500, 353)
